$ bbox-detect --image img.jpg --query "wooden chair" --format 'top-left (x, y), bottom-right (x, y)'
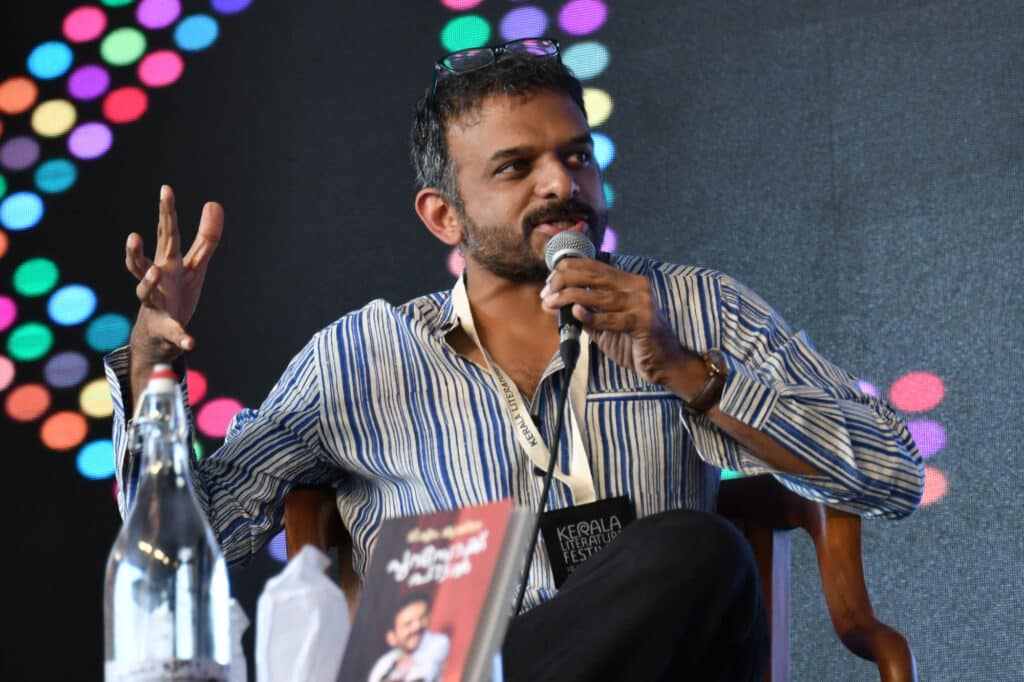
top-left (284, 475), bottom-right (917, 681)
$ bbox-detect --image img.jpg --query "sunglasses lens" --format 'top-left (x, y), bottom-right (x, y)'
top-left (443, 48), bottom-right (494, 73)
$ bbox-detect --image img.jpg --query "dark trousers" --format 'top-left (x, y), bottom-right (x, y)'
top-left (502, 509), bottom-right (769, 681)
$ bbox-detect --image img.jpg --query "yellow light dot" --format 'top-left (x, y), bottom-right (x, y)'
top-left (31, 99), bottom-right (77, 138)
top-left (583, 88), bottom-right (613, 128)
top-left (80, 378), bottom-right (113, 418)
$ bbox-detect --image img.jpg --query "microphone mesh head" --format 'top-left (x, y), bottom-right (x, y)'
top-left (544, 231), bottom-right (596, 271)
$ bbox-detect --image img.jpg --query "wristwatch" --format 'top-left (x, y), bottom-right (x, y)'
top-left (684, 350), bottom-right (728, 413)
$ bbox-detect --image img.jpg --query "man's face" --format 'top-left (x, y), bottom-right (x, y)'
top-left (388, 600), bottom-right (430, 654)
top-left (445, 89), bottom-right (607, 283)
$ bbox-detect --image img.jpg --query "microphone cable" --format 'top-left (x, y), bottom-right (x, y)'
top-left (512, 362), bottom-right (574, 617)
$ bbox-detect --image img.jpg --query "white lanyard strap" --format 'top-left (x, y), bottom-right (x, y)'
top-left (451, 276), bottom-right (597, 504)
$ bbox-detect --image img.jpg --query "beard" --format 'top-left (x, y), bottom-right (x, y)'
top-left (457, 198), bottom-right (606, 283)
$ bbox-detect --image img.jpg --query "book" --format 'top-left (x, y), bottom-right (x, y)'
top-left (338, 498), bottom-right (532, 682)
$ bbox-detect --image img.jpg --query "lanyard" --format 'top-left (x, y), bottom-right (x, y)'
top-left (451, 276), bottom-right (597, 504)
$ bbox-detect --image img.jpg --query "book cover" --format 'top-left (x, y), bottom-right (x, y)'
top-left (338, 498), bottom-right (530, 682)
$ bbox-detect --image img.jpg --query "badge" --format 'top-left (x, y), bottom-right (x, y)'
top-left (539, 496), bottom-right (635, 588)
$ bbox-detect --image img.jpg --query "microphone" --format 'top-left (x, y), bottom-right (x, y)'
top-left (544, 231), bottom-right (596, 370)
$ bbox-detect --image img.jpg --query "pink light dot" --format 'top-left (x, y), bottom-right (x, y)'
top-left (889, 370), bottom-right (944, 413)
top-left (0, 295), bottom-right (16, 332)
top-left (196, 397), bottom-right (243, 438)
top-left (600, 225), bottom-right (617, 252)
top-left (63, 6), bottom-right (108, 43)
top-left (857, 379), bottom-right (879, 398)
top-left (558, 0), bottom-right (608, 36)
top-left (186, 368), bottom-right (208, 406)
top-left (920, 465), bottom-right (948, 506)
top-left (441, 0), bottom-right (485, 9)
top-left (907, 419), bottom-right (946, 459)
top-left (136, 0), bottom-right (182, 30)
top-left (447, 247), bottom-right (465, 277)
top-left (0, 356), bottom-right (14, 392)
top-left (137, 50), bottom-right (184, 88)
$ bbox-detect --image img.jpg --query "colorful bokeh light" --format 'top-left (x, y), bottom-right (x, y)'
top-left (582, 87), bottom-right (612, 127)
top-left (890, 371), bottom-right (944, 412)
top-left (80, 378), bottom-right (114, 418)
top-left (1, 136), bottom-right (41, 172)
top-left (0, 192), bottom-right (45, 231)
top-left (0, 295), bottom-right (15, 332)
top-left (77, 440), bottom-right (116, 480)
top-left (0, 77), bottom-right (40, 115)
top-left (137, 50), bottom-right (185, 87)
top-left (0, 356), bottom-right (14, 392)
top-left (592, 132), bottom-right (615, 169)
top-left (558, 0), bottom-right (608, 36)
top-left (64, 6), bottom-right (109, 43)
top-left (920, 465), bottom-right (948, 506)
top-left (103, 86), bottom-right (149, 124)
top-left (174, 14), bottom-right (220, 52)
top-left (186, 369), bottom-right (208, 406)
top-left (44, 351), bottom-right (90, 388)
top-left (441, 15), bottom-right (491, 52)
top-left (85, 313), bottom-right (131, 352)
top-left (31, 99), bottom-right (78, 138)
top-left (13, 258), bottom-right (60, 297)
top-left (100, 27), bottom-right (148, 66)
top-left (68, 121), bottom-right (114, 160)
top-left (67, 64), bottom-right (111, 101)
top-left (907, 419), bottom-right (947, 459)
top-left (7, 322), bottom-right (55, 362)
top-left (137, 0), bottom-right (183, 30)
top-left (40, 411), bottom-right (89, 450)
top-left (48, 284), bottom-right (98, 326)
top-left (5, 383), bottom-right (51, 421)
top-left (35, 158), bottom-right (79, 194)
top-left (28, 41), bottom-right (75, 80)
top-left (196, 397), bottom-right (243, 438)
top-left (499, 7), bottom-right (548, 41)
top-left (563, 41), bottom-right (609, 80)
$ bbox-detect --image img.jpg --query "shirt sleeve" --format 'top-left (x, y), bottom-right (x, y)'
top-left (679, 272), bottom-right (925, 519)
top-left (104, 331), bottom-right (340, 565)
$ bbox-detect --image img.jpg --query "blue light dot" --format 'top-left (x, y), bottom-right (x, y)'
top-left (592, 132), bottom-right (615, 169)
top-left (27, 41), bottom-right (75, 80)
top-left (34, 158), bottom-right (78, 194)
top-left (720, 469), bottom-right (743, 481)
top-left (0, 191), bottom-right (45, 231)
top-left (211, 0), bottom-right (253, 14)
top-left (174, 14), bottom-right (220, 52)
top-left (267, 530), bottom-right (288, 563)
top-left (48, 284), bottom-right (98, 326)
top-left (77, 439), bottom-right (116, 480)
top-left (563, 41), bottom-right (610, 80)
top-left (85, 312), bottom-right (131, 351)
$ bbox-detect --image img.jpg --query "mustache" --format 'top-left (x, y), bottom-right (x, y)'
top-left (522, 198), bottom-right (598, 233)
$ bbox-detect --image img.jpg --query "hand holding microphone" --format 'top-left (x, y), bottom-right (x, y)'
top-left (540, 233), bottom-right (690, 388)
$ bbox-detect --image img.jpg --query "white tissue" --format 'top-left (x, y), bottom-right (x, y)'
top-left (255, 545), bottom-right (350, 682)
top-left (229, 598), bottom-right (250, 682)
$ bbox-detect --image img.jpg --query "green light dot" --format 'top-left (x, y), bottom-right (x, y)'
top-left (193, 439), bottom-right (204, 461)
top-left (100, 0), bottom-right (136, 6)
top-left (0, 174), bottom-right (7, 201)
top-left (603, 182), bottom-right (615, 209)
top-left (13, 258), bottom-right (60, 297)
top-left (440, 15), bottom-right (491, 53)
top-left (100, 27), bottom-right (147, 67)
top-left (7, 322), bottom-right (54, 361)
top-left (720, 469), bottom-right (744, 481)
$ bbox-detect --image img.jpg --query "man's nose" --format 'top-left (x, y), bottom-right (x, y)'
top-left (536, 158), bottom-right (580, 200)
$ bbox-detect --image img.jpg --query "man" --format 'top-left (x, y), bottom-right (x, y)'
top-left (109, 38), bottom-right (924, 680)
top-left (367, 593), bottom-right (450, 682)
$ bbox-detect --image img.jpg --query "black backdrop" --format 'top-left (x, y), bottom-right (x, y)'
top-left (1, 1), bottom-right (1021, 680)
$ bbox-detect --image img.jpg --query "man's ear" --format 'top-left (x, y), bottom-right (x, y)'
top-left (415, 188), bottom-right (463, 247)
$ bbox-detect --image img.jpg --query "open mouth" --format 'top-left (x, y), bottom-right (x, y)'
top-left (533, 216), bottom-right (589, 237)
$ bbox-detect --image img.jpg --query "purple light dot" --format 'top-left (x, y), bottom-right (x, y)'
top-left (68, 122), bottom-right (113, 160)
top-left (44, 350), bottom-right (90, 388)
top-left (67, 64), bottom-right (111, 101)
top-left (857, 379), bottom-right (879, 398)
top-left (500, 6), bottom-right (549, 41)
top-left (558, 0), bottom-right (607, 36)
top-left (211, 0), bottom-right (253, 14)
top-left (267, 529), bottom-right (287, 563)
top-left (907, 419), bottom-right (946, 459)
top-left (136, 0), bottom-right (182, 30)
top-left (600, 225), bottom-right (617, 252)
top-left (0, 136), bottom-right (41, 171)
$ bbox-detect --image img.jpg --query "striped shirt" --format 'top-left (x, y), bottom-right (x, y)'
top-left (105, 254), bottom-right (924, 610)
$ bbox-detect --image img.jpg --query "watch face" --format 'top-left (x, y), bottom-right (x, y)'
top-left (705, 350), bottom-right (727, 377)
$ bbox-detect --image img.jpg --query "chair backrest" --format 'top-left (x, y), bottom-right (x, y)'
top-left (284, 476), bottom-right (917, 681)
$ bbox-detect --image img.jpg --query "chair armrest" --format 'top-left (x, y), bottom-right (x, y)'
top-left (284, 485), bottom-right (362, 620)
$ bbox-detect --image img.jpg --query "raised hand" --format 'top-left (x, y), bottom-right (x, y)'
top-left (125, 185), bottom-right (223, 398)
